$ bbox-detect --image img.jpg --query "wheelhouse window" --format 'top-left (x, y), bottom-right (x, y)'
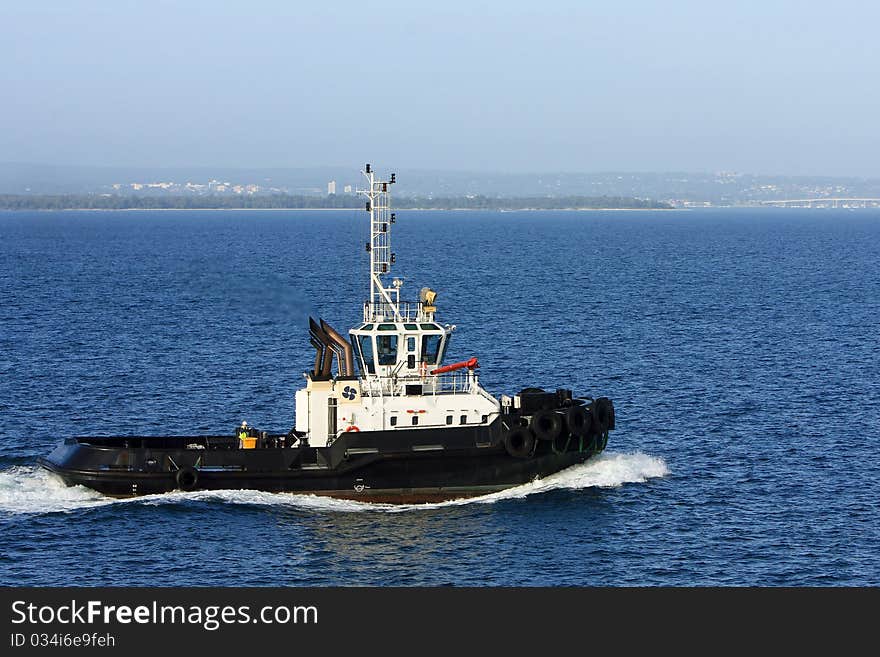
top-left (358, 335), bottom-right (376, 374)
top-left (376, 334), bottom-right (398, 366)
top-left (421, 334), bottom-right (443, 365)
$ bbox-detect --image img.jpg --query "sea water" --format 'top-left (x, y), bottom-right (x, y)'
top-left (0, 208), bottom-right (877, 585)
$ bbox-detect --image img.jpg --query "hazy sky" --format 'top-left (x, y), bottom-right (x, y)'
top-left (2, 0), bottom-right (879, 175)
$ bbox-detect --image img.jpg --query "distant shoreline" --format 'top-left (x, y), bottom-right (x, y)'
top-left (0, 193), bottom-right (672, 212)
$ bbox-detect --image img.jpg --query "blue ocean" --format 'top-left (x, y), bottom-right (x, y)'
top-left (1, 208), bottom-right (878, 586)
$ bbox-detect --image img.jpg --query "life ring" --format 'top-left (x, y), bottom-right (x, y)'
top-left (175, 466), bottom-right (198, 491)
top-left (345, 425), bottom-right (360, 432)
top-left (530, 409), bottom-right (563, 441)
top-left (565, 405), bottom-right (592, 438)
top-left (503, 426), bottom-right (535, 459)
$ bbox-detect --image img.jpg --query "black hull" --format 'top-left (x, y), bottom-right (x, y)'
top-left (37, 417), bottom-right (609, 504)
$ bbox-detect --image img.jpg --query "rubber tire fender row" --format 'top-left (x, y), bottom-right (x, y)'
top-left (175, 466), bottom-right (198, 491)
top-left (530, 409), bottom-right (564, 441)
top-left (503, 426), bottom-right (536, 459)
top-left (565, 404), bottom-right (593, 438)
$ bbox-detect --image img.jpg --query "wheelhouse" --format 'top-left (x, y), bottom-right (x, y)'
top-left (350, 322), bottom-right (452, 378)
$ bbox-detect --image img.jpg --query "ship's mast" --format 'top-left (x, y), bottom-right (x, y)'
top-left (358, 164), bottom-right (398, 322)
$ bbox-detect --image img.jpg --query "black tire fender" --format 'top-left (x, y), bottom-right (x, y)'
top-left (531, 409), bottom-right (564, 441)
top-left (175, 466), bottom-right (198, 491)
top-left (592, 397), bottom-right (615, 434)
top-left (565, 405), bottom-right (593, 438)
top-left (503, 427), bottom-right (535, 459)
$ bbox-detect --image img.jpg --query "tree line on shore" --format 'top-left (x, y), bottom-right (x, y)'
top-left (0, 193), bottom-right (671, 211)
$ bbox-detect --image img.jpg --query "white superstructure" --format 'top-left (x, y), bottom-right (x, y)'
top-left (294, 165), bottom-right (500, 447)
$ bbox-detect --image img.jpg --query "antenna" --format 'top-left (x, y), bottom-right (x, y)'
top-left (357, 165), bottom-right (397, 321)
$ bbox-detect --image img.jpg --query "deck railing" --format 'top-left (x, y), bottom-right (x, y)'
top-left (360, 370), bottom-right (477, 397)
top-left (363, 301), bottom-right (434, 323)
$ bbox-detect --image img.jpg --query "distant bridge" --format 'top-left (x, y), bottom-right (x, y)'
top-left (761, 198), bottom-right (880, 208)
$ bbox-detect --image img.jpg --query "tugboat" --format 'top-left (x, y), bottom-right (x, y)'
top-left (38, 165), bottom-right (615, 503)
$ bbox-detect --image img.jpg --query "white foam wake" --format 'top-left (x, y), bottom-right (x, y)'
top-left (1, 452), bottom-right (668, 516)
top-left (0, 466), bottom-right (115, 515)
